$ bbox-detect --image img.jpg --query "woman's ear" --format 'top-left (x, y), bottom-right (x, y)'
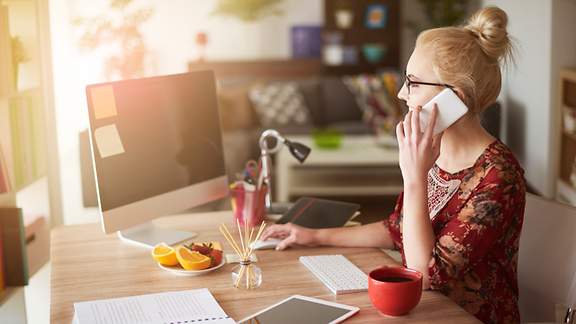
top-left (452, 88), bottom-right (466, 101)
top-left (453, 88), bottom-right (474, 110)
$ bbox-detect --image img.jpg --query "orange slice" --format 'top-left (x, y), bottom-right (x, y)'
top-left (152, 243), bottom-right (179, 266)
top-left (176, 246), bottom-right (211, 270)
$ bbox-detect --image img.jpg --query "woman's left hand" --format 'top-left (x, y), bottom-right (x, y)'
top-left (396, 105), bottom-right (443, 185)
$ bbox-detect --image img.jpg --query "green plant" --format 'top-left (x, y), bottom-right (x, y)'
top-left (212, 0), bottom-right (284, 22)
top-left (72, 0), bottom-right (154, 80)
top-left (408, 0), bottom-right (472, 33)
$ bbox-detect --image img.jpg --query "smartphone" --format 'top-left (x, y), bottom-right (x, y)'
top-left (419, 88), bottom-right (469, 135)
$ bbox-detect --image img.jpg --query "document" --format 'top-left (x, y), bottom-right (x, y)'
top-left (74, 288), bottom-right (235, 324)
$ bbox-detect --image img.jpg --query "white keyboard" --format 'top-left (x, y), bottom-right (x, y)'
top-left (299, 255), bottom-right (368, 295)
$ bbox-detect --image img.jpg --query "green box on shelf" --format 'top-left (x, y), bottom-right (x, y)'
top-left (312, 129), bottom-right (342, 149)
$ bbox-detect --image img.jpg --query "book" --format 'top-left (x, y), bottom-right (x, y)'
top-left (0, 207), bottom-right (28, 286)
top-left (277, 197), bottom-right (361, 229)
top-left (73, 288), bottom-right (235, 324)
top-left (291, 25), bottom-right (322, 59)
top-left (0, 141), bottom-right (11, 194)
top-left (0, 227), bottom-right (5, 292)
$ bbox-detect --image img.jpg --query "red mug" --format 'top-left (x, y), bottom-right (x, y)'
top-left (368, 266), bottom-right (423, 316)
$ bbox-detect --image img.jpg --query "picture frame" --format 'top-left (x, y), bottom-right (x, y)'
top-left (365, 4), bottom-right (387, 29)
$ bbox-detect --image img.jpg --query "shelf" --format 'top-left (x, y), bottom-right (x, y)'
top-left (557, 179), bottom-right (576, 206)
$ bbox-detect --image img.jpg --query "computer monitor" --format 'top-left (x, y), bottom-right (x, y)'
top-left (85, 71), bottom-right (228, 248)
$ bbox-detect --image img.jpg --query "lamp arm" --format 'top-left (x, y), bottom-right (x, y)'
top-left (258, 129), bottom-right (286, 210)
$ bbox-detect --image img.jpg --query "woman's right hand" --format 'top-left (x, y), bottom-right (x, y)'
top-left (260, 223), bottom-right (319, 250)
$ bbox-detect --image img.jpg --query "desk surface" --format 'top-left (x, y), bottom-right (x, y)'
top-left (50, 211), bottom-right (478, 323)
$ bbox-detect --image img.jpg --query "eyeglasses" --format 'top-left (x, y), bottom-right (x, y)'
top-left (403, 72), bottom-right (454, 95)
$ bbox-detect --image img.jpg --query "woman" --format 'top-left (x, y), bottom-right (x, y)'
top-left (261, 6), bottom-right (525, 324)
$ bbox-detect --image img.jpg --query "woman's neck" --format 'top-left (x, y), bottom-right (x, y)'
top-left (436, 113), bottom-right (495, 173)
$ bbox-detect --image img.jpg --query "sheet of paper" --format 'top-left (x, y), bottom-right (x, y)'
top-left (74, 288), bottom-right (235, 324)
top-left (94, 124), bottom-right (125, 159)
top-left (90, 85), bottom-right (118, 119)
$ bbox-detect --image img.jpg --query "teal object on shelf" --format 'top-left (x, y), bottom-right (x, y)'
top-left (363, 44), bottom-right (387, 63)
top-left (312, 129), bottom-right (342, 149)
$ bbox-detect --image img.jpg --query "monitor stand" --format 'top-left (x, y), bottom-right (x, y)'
top-left (118, 223), bottom-right (197, 249)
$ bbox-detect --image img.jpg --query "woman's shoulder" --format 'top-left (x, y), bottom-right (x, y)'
top-left (479, 140), bottom-right (525, 187)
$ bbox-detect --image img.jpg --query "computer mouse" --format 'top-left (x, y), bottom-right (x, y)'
top-left (250, 238), bottom-right (283, 250)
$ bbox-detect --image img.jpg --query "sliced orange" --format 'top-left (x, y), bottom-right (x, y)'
top-left (176, 246), bottom-right (211, 270)
top-left (152, 243), bottom-right (179, 266)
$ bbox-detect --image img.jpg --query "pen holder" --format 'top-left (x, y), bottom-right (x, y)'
top-left (230, 183), bottom-right (267, 227)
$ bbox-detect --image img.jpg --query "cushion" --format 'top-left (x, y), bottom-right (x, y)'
top-left (249, 82), bottom-right (311, 127)
top-left (343, 73), bottom-right (403, 135)
top-left (321, 77), bottom-right (363, 124)
top-left (298, 78), bottom-right (324, 126)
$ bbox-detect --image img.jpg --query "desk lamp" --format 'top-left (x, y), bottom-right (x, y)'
top-left (259, 129), bottom-right (311, 213)
top-left (566, 273), bottom-right (576, 323)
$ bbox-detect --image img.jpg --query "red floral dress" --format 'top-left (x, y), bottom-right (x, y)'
top-left (383, 140), bottom-right (526, 324)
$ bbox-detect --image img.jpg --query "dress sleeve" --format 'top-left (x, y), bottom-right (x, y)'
top-left (428, 166), bottom-right (524, 290)
top-left (382, 192), bottom-right (404, 251)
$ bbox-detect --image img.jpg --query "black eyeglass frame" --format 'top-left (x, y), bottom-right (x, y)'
top-left (403, 72), bottom-right (455, 95)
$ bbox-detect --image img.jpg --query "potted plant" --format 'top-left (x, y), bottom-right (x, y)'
top-left (212, 0), bottom-right (284, 22)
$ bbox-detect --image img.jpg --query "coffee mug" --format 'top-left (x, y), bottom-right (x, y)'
top-left (368, 266), bottom-right (423, 316)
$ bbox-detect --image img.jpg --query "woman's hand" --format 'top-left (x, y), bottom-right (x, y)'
top-left (396, 105), bottom-right (443, 185)
top-left (260, 223), bottom-right (318, 250)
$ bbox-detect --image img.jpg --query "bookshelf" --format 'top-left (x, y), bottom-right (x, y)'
top-left (0, 0), bottom-right (60, 316)
top-left (322, 0), bottom-right (400, 75)
top-left (557, 68), bottom-right (576, 206)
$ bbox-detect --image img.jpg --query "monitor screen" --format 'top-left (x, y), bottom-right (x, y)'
top-left (86, 72), bottom-right (226, 212)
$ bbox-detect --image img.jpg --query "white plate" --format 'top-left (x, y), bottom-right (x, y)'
top-left (158, 259), bottom-right (226, 276)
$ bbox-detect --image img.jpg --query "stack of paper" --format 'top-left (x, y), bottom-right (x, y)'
top-left (73, 288), bottom-right (235, 324)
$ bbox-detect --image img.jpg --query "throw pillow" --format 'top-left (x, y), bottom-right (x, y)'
top-left (343, 72), bottom-right (403, 135)
top-left (249, 82), bottom-right (311, 127)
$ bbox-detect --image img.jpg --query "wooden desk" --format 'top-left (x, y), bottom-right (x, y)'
top-left (50, 211), bottom-right (479, 323)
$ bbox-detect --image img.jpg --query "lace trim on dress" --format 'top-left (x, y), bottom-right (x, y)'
top-left (427, 167), bottom-right (461, 219)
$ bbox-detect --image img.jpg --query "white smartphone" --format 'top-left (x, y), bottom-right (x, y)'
top-left (419, 88), bottom-right (469, 135)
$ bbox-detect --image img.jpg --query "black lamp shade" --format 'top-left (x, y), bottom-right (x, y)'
top-left (286, 141), bottom-right (311, 163)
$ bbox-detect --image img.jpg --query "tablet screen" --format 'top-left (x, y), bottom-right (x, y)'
top-left (238, 296), bottom-right (354, 324)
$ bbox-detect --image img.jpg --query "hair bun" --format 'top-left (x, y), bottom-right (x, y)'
top-left (464, 6), bottom-right (512, 62)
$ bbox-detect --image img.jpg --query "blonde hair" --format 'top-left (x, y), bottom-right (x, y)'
top-left (415, 6), bottom-right (514, 113)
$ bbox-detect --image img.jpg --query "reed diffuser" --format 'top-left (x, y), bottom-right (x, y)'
top-left (219, 220), bottom-right (266, 289)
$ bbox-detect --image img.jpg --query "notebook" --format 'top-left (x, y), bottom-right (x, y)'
top-left (73, 288), bottom-right (235, 324)
top-left (276, 197), bottom-right (360, 229)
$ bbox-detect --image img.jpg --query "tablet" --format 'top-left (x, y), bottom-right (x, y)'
top-left (238, 295), bottom-right (359, 324)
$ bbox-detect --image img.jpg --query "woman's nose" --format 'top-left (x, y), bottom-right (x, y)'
top-left (397, 82), bottom-right (408, 101)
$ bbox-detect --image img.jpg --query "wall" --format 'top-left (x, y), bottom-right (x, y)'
top-left (483, 0), bottom-right (576, 198)
top-left (48, 0), bottom-right (434, 224)
top-left (48, 0), bottom-right (326, 224)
